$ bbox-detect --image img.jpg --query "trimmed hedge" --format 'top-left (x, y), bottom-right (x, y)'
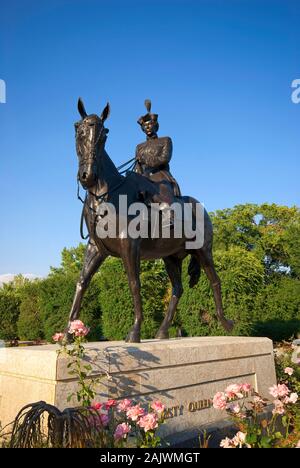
top-left (99, 258), bottom-right (168, 340)
top-left (0, 285), bottom-right (21, 340)
top-left (17, 281), bottom-right (44, 341)
top-left (38, 272), bottom-right (102, 342)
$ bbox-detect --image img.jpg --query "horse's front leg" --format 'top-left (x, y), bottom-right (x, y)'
top-left (66, 241), bottom-right (107, 339)
top-left (122, 239), bottom-right (143, 343)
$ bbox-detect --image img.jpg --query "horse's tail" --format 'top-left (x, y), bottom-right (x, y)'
top-left (188, 255), bottom-right (201, 288)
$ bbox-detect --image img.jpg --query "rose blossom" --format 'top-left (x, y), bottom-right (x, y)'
top-left (69, 320), bottom-right (90, 337)
top-left (89, 412), bottom-right (109, 428)
top-left (284, 367), bottom-right (294, 376)
top-left (137, 412), bottom-right (158, 432)
top-left (284, 392), bottom-right (298, 404)
top-left (227, 403), bottom-right (241, 414)
top-left (232, 431), bottom-right (250, 448)
top-left (272, 399), bottom-right (285, 415)
top-left (151, 401), bottom-right (165, 415)
top-left (126, 404), bottom-right (145, 421)
top-left (69, 320), bottom-right (85, 331)
top-left (99, 413), bottom-right (110, 427)
top-left (52, 332), bottom-right (64, 342)
top-left (213, 392), bottom-right (228, 410)
top-left (114, 423), bottom-right (131, 441)
top-left (91, 402), bottom-right (102, 411)
top-left (117, 399), bottom-right (133, 413)
top-left (225, 384), bottom-right (243, 399)
top-left (105, 399), bottom-right (117, 410)
top-left (241, 383), bottom-right (252, 393)
top-left (269, 384), bottom-right (290, 398)
top-left (220, 437), bottom-right (234, 448)
top-left (253, 395), bottom-right (265, 405)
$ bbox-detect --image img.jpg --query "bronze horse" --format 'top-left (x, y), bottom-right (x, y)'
top-left (67, 99), bottom-right (233, 343)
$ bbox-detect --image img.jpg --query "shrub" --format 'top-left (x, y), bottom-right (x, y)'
top-left (99, 258), bottom-right (168, 340)
top-left (177, 247), bottom-right (264, 337)
top-left (252, 277), bottom-right (300, 341)
top-left (0, 285), bottom-right (21, 340)
top-left (17, 281), bottom-right (44, 341)
top-left (38, 272), bottom-right (102, 342)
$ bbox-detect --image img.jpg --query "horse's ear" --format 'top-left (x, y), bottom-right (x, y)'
top-left (100, 102), bottom-right (110, 122)
top-left (78, 97), bottom-right (87, 119)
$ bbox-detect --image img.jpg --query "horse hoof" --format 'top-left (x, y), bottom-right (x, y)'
top-left (155, 330), bottom-right (169, 340)
top-left (223, 319), bottom-right (234, 333)
top-left (125, 330), bottom-right (141, 343)
top-left (63, 328), bottom-right (74, 344)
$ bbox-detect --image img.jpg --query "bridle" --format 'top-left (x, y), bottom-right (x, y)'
top-left (76, 120), bottom-right (136, 239)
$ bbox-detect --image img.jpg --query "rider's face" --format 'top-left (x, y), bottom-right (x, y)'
top-left (142, 120), bottom-right (156, 137)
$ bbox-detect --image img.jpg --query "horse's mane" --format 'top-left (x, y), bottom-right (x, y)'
top-left (99, 149), bottom-right (122, 183)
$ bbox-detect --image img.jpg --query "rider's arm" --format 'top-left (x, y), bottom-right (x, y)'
top-left (135, 145), bottom-right (143, 174)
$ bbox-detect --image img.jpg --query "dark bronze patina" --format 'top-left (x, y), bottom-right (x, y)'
top-left (68, 98), bottom-right (233, 343)
top-left (135, 99), bottom-right (181, 201)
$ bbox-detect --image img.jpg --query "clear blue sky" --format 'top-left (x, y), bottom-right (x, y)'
top-left (0, 0), bottom-right (299, 276)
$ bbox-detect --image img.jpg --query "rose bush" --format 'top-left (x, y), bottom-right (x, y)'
top-left (213, 363), bottom-right (300, 448)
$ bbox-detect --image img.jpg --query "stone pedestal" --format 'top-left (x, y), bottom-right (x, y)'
top-left (0, 337), bottom-right (276, 442)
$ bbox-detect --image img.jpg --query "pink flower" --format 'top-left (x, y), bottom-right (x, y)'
top-left (296, 440), bottom-right (300, 448)
top-left (89, 412), bottom-right (109, 428)
top-left (227, 403), bottom-right (241, 414)
top-left (137, 412), bottom-right (158, 432)
top-left (151, 401), bottom-right (165, 415)
top-left (241, 383), bottom-right (252, 393)
top-left (99, 413), bottom-right (110, 427)
top-left (225, 384), bottom-right (243, 399)
top-left (52, 332), bottom-right (64, 342)
top-left (69, 320), bottom-right (85, 331)
top-left (91, 402), bottom-right (102, 411)
top-left (232, 431), bottom-right (250, 448)
top-left (126, 404), bottom-right (145, 421)
top-left (213, 392), bottom-right (228, 410)
top-left (284, 392), bottom-right (298, 404)
top-left (117, 399), bottom-right (133, 413)
top-left (253, 395), bottom-right (265, 405)
top-left (69, 320), bottom-right (90, 337)
top-left (220, 437), bottom-right (234, 448)
top-left (284, 367), bottom-right (294, 376)
top-left (114, 422), bottom-right (131, 441)
top-left (105, 399), bottom-right (117, 410)
top-left (272, 399), bottom-right (285, 415)
top-left (269, 384), bottom-right (290, 399)
top-left (74, 326), bottom-right (90, 337)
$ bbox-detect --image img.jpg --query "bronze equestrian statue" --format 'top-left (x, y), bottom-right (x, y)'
top-left (67, 98), bottom-right (233, 343)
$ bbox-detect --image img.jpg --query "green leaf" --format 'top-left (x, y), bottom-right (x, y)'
top-left (245, 433), bottom-right (257, 445)
top-left (260, 436), bottom-right (272, 448)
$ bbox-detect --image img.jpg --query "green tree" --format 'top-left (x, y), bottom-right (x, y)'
top-left (17, 281), bottom-right (44, 341)
top-left (0, 284), bottom-right (21, 340)
top-left (212, 203), bottom-right (300, 275)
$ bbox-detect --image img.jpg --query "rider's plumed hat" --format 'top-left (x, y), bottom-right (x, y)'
top-left (137, 99), bottom-right (158, 126)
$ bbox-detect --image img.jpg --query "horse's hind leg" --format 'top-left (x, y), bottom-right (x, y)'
top-left (67, 241), bottom-right (107, 334)
top-left (156, 256), bottom-right (183, 339)
top-left (196, 248), bottom-right (234, 333)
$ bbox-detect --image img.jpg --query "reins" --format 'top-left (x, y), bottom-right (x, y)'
top-left (77, 156), bottom-right (137, 240)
